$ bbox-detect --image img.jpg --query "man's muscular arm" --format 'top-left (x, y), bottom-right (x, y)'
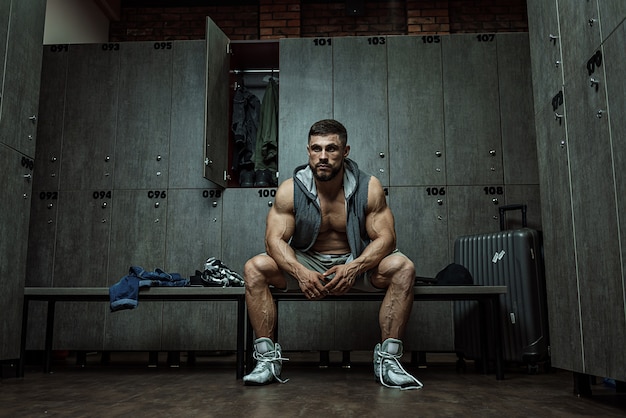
top-left (265, 179), bottom-right (328, 298)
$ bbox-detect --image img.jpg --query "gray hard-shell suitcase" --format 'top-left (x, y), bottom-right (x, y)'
top-left (453, 204), bottom-right (550, 372)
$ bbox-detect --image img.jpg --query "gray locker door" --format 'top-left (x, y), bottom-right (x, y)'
top-left (53, 191), bottom-right (111, 286)
top-left (203, 17), bottom-right (230, 188)
top-left (60, 44), bottom-right (120, 191)
top-left (389, 186), bottom-right (448, 277)
top-left (26, 190), bottom-right (59, 287)
top-left (557, 0), bottom-right (602, 84)
top-left (333, 36), bottom-right (389, 186)
top-left (108, 190), bottom-right (167, 274)
top-left (278, 37), bottom-right (333, 183)
top-left (0, 145), bottom-right (33, 359)
top-left (497, 34), bottom-right (539, 186)
top-left (442, 34), bottom-right (502, 186)
top-left (114, 42), bottom-right (172, 190)
top-left (566, 56), bottom-right (624, 377)
top-left (387, 35), bottom-right (445, 186)
top-left (0, 0), bottom-right (45, 157)
top-left (388, 186), bottom-right (454, 352)
top-left (170, 40), bottom-right (214, 189)
top-left (446, 185), bottom-right (502, 253)
top-left (526, 0), bottom-right (563, 110)
top-left (31, 47), bottom-right (68, 192)
top-left (104, 189), bottom-right (168, 351)
top-left (534, 100), bottom-right (582, 373)
top-left (164, 189), bottom-right (223, 275)
top-left (48, 190), bottom-right (111, 349)
top-left (598, 0), bottom-right (626, 42)
top-left (221, 188), bottom-right (273, 274)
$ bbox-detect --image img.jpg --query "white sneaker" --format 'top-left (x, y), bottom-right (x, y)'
top-left (374, 338), bottom-right (423, 390)
top-left (243, 337), bottom-right (289, 385)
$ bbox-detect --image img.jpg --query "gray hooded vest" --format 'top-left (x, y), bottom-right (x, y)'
top-left (290, 158), bottom-right (371, 257)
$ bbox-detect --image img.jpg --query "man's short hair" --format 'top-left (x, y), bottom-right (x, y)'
top-left (308, 119), bottom-right (348, 147)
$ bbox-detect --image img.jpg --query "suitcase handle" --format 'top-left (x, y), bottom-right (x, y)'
top-left (499, 204), bottom-right (527, 230)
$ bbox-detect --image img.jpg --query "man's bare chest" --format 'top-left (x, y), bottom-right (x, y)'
top-left (319, 195), bottom-right (347, 233)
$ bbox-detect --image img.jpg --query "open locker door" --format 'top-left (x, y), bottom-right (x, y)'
top-left (204, 17), bottom-right (230, 187)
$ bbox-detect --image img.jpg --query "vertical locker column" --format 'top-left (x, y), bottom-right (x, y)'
top-left (48, 43), bottom-right (121, 351)
top-left (104, 41), bottom-right (173, 351)
top-left (497, 33), bottom-right (542, 229)
top-left (442, 34), bottom-right (504, 252)
top-left (163, 40), bottom-right (233, 352)
top-left (442, 34), bottom-right (502, 187)
top-left (534, 98), bottom-right (582, 372)
top-left (386, 35), bottom-right (451, 352)
top-left (331, 36), bottom-right (389, 349)
top-left (278, 37), bottom-right (333, 182)
top-left (527, 0), bottom-right (582, 372)
top-left (276, 37), bottom-right (334, 350)
top-left (27, 47), bottom-right (69, 287)
top-left (0, 145), bottom-right (34, 359)
top-left (333, 36), bottom-right (389, 186)
top-left (386, 35), bottom-right (447, 274)
top-left (603, 20), bottom-right (626, 379)
top-left (0, 0), bottom-right (46, 158)
top-left (559, 5), bottom-right (623, 378)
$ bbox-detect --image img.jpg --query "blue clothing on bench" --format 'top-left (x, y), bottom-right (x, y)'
top-left (109, 266), bottom-right (189, 312)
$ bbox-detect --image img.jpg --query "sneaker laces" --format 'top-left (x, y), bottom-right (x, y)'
top-left (377, 350), bottom-right (423, 390)
top-left (252, 349), bottom-right (290, 384)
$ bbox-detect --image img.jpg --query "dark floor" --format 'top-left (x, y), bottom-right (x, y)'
top-left (1, 351), bottom-right (626, 417)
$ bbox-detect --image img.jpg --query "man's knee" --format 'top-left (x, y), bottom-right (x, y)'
top-left (244, 254), bottom-right (278, 286)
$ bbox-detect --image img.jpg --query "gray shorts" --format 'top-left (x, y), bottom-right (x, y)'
top-left (277, 248), bottom-right (405, 293)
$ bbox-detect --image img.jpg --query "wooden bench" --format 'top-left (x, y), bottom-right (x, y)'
top-left (18, 287), bottom-right (246, 379)
top-left (250, 285), bottom-right (507, 380)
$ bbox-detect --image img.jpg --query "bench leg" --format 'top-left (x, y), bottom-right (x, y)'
top-left (236, 296), bottom-right (245, 379)
top-left (148, 351), bottom-right (158, 367)
top-left (490, 297), bottom-right (504, 380)
top-left (43, 301), bottom-right (56, 374)
top-left (167, 351), bottom-right (180, 367)
top-left (18, 298), bottom-right (30, 377)
top-left (319, 350), bottom-right (330, 368)
top-left (342, 351), bottom-right (351, 368)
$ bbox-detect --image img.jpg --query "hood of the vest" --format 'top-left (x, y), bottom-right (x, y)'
top-left (293, 158), bottom-right (359, 201)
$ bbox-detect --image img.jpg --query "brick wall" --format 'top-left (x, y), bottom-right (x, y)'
top-left (109, 0), bottom-right (527, 42)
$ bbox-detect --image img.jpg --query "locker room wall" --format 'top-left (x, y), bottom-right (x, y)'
top-left (26, 40), bottom-right (233, 352)
top-left (0, 0), bottom-right (46, 361)
top-left (527, 0), bottom-right (626, 381)
top-left (27, 31), bottom-right (539, 354)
